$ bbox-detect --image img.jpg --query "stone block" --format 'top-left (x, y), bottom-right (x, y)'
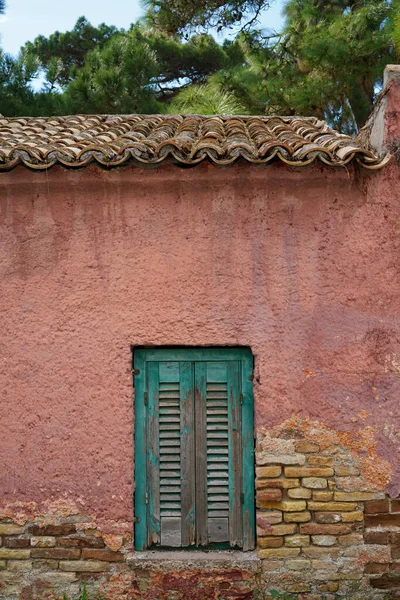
top-left (256, 500), bottom-right (306, 512)
top-left (334, 492), bottom-right (385, 502)
top-left (338, 533), bottom-right (364, 546)
top-left (81, 548), bottom-right (124, 562)
top-left (60, 560), bottom-right (110, 572)
top-left (266, 524), bottom-right (297, 536)
top-left (37, 572), bottom-right (78, 582)
top-left (308, 501), bottom-right (357, 512)
top-left (288, 487), bottom-right (312, 499)
top-left (261, 560), bottom-right (283, 571)
top-left (0, 549), bottom-right (30, 559)
top-left (256, 478), bottom-right (300, 490)
top-left (257, 510), bottom-right (282, 525)
top-left (256, 466), bottom-right (282, 478)
top-left (30, 536), bottom-right (56, 547)
top-left (285, 534), bottom-right (310, 547)
top-left (257, 454), bottom-right (306, 466)
top-left (285, 467), bottom-right (334, 478)
top-left (288, 583), bottom-right (311, 593)
top-left (0, 525), bottom-right (24, 536)
top-left (284, 511), bottom-right (311, 523)
top-left (286, 559), bottom-right (311, 570)
top-left (303, 478), bottom-right (327, 489)
top-left (334, 466), bottom-right (360, 476)
top-left (258, 547), bottom-right (300, 559)
top-left (315, 513), bottom-right (341, 524)
top-left (312, 535), bottom-right (337, 546)
top-left (31, 548), bottom-right (80, 560)
top-left (294, 441), bottom-right (320, 453)
top-left (7, 560), bottom-right (33, 571)
top-left (341, 511), bottom-right (363, 522)
top-left (308, 456), bottom-right (334, 467)
top-left (258, 537), bottom-right (284, 548)
top-left (312, 491), bottom-right (333, 501)
top-left (32, 559), bottom-right (59, 570)
top-left (302, 547), bottom-right (340, 558)
top-left (319, 582), bottom-right (339, 592)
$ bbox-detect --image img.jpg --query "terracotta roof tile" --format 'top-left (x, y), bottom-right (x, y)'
top-left (0, 114), bottom-right (390, 171)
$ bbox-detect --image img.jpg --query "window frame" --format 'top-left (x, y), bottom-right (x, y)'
top-left (133, 347), bottom-right (255, 551)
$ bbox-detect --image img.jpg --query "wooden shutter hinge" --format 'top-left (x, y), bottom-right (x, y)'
top-left (240, 392), bottom-right (243, 404)
top-left (145, 491), bottom-right (149, 505)
top-left (144, 391), bottom-right (148, 406)
top-left (132, 369), bottom-right (141, 375)
top-left (241, 491), bottom-right (245, 505)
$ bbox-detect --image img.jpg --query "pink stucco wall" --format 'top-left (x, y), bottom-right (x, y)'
top-left (1, 158), bottom-right (399, 525)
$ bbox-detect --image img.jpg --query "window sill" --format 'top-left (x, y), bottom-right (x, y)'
top-left (127, 550), bottom-right (260, 572)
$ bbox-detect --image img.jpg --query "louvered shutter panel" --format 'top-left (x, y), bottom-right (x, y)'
top-left (134, 348), bottom-right (255, 551)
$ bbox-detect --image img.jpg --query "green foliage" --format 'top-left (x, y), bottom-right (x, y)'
top-left (142, 0), bottom-right (271, 35)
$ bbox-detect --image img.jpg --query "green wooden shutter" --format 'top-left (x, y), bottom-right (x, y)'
top-left (134, 348), bottom-right (255, 551)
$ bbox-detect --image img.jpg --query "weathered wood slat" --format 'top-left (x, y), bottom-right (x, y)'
top-left (161, 517), bottom-right (181, 547)
top-left (147, 361), bottom-right (161, 546)
top-left (180, 361), bottom-right (195, 546)
top-left (227, 360), bottom-right (243, 548)
top-left (195, 362), bottom-right (207, 546)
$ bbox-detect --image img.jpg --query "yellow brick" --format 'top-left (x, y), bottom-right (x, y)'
top-left (335, 466), bottom-right (359, 476)
top-left (267, 524), bottom-right (297, 536)
top-left (288, 487), bottom-right (312, 499)
top-left (312, 491), bottom-right (333, 501)
top-left (285, 467), bottom-right (334, 477)
top-left (288, 584), bottom-right (311, 593)
top-left (0, 525), bottom-right (24, 535)
top-left (7, 561), bottom-right (32, 572)
top-left (286, 559), bottom-right (311, 570)
top-left (0, 549), bottom-right (30, 560)
top-left (341, 511), bottom-right (363, 522)
top-left (308, 502), bottom-right (357, 512)
top-left (257, 500), bottom-right (306, 512)
top-left (295, 441), bottom-right (320, 453)
top-left (256, 478), bottom-right (300, 490)
top-left (60, 561), bottom-right (109, 572)
top-left (302, 547), bottom-right (340, 558)
top-left (333, 492), bottom-right (384, 502)
top-left (258, 547), bottom-right (300, 559)
top-left (256, 466), bottom-right (282, 478)
top-left (284, 511), bottom-right (312, 523)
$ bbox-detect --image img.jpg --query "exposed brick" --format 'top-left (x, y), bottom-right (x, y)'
top-left (334, 492), bottom-right (385, 502)
top-left (0, 525), bottom-right (24, 536)
top-left (257, 537), bottom-right (283, 548)
top-left (303, 478), bottom-right (327, 489)
top-left (36, 572), bottom-right (78, 583)
top-left (3, 538), bottom-right (30, 548)
top-left (285, 534), bottom-right (310, 547)
top-left (31, 559), bottom-right (58, 570)
top-left (256, 478), bottom-right (300, 490)
top-left (390, 532), bottom-right (400, 546)
top-left (257, 454), bottom-right (306, 466)
top-left (302, 547), bottom-right (340, 558)
top-left (256, 466), bottom-right (282, 478)
top-left (81, 548), bottom-right (124, 562)
top-left (312, 491), bottom-right (333, 501)
top-left (288, 584), bottom-right (311, 593)
top-left (364, 499), bottom-right (390, 513)
top-left (319, 583), bottom-right (339, 592)
top-left (334, 466), bottom-right (360, 476)
top-left (262, 560), bottom-right (283, 571)
top-left (0, 549), bottom-right (30, 559)
top-left (284, 511), bottom-right (311, 523)
top-left (392, 546), bottom-right (400, 560)
top-left (58, 536), bottom-right (105, 548)
top-left (257, 547), bottom-right (300, 559)
top-left (294, 441), bottom-right (320, 453)
top-left (312, 535), bottom-right (336, 546)
top-left (364, 513), bottom-right (400, 529)
top-left (256, 500), bottom-right (306, 512)
top-left (30, 536), bottom-right (56, 548)
top-left (7, 560), bottom-right (32, 572)
top-left (285, 467), bottom-right (334, 478)
top-left (307, 456), bottom-right (334, 467)
top-left (315, 513), bottom-right (341, 524)
top-left (370, 574), bottom-right (400, 589)
top-left (365, 562), bottom-right (390, 574)
top-left (364, 531), bottom-right (389, 545)
top-left (60, 560), bottom-right (110, 572)
top-left (0, 560), bottom-right (6, 570)
top-left (392, 499), bottom-right (400, 512)
top-left (341, 511), bottom-right (363, 522)
top-left (308, 501), bottom-right (357, 512)
top-left (31, 548), bottom-right (80, 560)
top-left (28, 524), bottom-right (76, 536)
top-left (257, 511), bottom-right (282, 526)
top-left (338, 533), bottom-right (364, 546)
top-left (257, 489), bottom-right (282, 503)
top-left (287, 487), bottom-right (312, 499)
top-left (300, 523), bottom-right (352, 535)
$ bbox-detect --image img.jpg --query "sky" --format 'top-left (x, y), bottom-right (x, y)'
top-left (0, 0), bottom-right (285, 56)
